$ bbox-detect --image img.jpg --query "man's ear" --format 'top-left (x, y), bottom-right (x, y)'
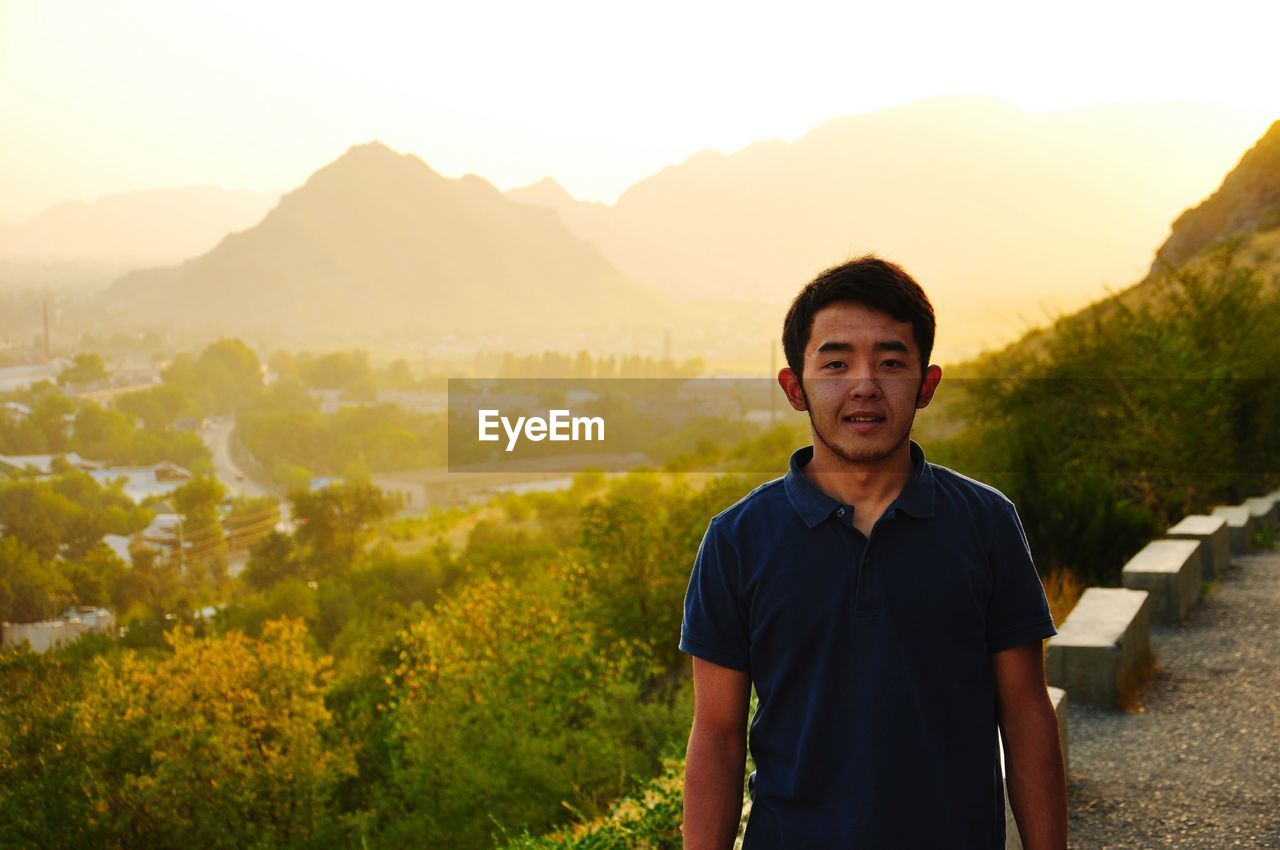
top-left (916, 364), bottom-right (943, 409)
top-left (778, 367), bottom-right (808, 411)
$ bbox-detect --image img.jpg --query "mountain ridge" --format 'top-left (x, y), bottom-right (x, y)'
top-left (1151, 120), bottom-right (1280, 273)
top-left (504, 97), bottom-right (1274, 362)
top-left (105, 141), bottom-right (670, 345)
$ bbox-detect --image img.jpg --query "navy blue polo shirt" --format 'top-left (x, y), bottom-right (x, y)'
top-left (680, 441), bottom-right (1056, 849)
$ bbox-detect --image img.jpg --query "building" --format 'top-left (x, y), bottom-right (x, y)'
top-left (0, 451), bottom-right (102, 476)
top-left (88, 461), bottom-right (193, 503)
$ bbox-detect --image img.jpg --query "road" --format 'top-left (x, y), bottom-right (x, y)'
top-left (204, 416), bottom-right (270, 500)
top-left (201, 416), bottom-right (293, 534)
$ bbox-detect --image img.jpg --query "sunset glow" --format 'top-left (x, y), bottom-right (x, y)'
top-left (3, 0), bottom-right (1278, 220)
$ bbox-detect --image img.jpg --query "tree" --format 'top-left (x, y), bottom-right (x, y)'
top-left (291, 482), bottom-right (392, 577)
top-left (29, 390), bottom-right (75, 453)
top-left (961, 245), bottom-right (1280, 582)
top-left (372, 566), bottom-right (678, 849)
top-left (243, 531), bottom-right (303, 591)
top-left (0, 649), bottom-right (101, 846)
top-left (58, 353), bottom-right (109, 386)
top-left (113, 546), bottom-right (189, 626)
top-left (115, 384), bottom-right (195, 431)
top-left (76, 620), bottom-right (352, 848)
top-left (0, 537), bottom-right (71, 622)
top-left (163, 339), bottom-right (263, 415)
top-left (379, 357), bottom-right (417, 390)
top-left (297, 349), bottom-right (373, 392)
top-left (63, 544), bottom-right (128, 608)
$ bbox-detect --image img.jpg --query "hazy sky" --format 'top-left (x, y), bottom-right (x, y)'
top-left (3, 0), bottom-right (1279, 222)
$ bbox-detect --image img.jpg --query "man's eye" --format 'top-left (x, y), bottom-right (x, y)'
top-left (823, 361), bottom-right (845, 370)
top-left (882, 360), bottom-right (905, 368)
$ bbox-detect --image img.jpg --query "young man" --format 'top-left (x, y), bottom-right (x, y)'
top-left (680, 256), bottom-right (1067, 849)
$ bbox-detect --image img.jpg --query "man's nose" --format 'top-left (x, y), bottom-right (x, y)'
top-left (847, 370), bottom-right (882, 399)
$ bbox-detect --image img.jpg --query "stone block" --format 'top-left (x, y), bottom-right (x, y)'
top-left (1045, 587), bottom-right (1151, 708)
top-left (1211, 505), bottom-right (1258, 554)
top-left (1121, 539), bottom-right (1201, 625)
top-left (1244, 496), bottom-right (1277, 528)
top-left (1165, 515), bottom-right (1230, 580)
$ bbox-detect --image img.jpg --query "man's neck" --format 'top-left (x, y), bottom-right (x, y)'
top-left (802, 438), bottom-right (914, 515)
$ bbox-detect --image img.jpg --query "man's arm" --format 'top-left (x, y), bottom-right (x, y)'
top-left (684, 657), bottom-right (751, 850)
top-left (994, 640), bottom-right (1067, 850)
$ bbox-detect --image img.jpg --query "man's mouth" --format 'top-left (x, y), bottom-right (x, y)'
top-left (842, 412), bottom-right (886, 431)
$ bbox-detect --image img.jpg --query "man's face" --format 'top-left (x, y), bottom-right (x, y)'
top-left (780, 301), bottom-right (942, 467)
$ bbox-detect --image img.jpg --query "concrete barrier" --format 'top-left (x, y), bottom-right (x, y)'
top-left (1121, 539), bottom-right (1202, 625)
top-left (1211, 505), bottom-right (1258, 555)
top-left (1001, 686), bottom-right (1068, 850)
top-left (1244, 496), bottom-right (1277, 528)
top-left (1165, 515), bottom-right (1230, 580)
top-left (1046, 588), bottom-right (1152, 708)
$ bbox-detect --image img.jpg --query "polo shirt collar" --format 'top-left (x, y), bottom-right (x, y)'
top-left (784, 440), bottom-right (936, 528)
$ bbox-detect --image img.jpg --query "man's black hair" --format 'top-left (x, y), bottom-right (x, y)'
top-left (782, 254), bottom-right (936, 379)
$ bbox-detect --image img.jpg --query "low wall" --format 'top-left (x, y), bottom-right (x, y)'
top-left (1, 608), bottom-right (116, 654)
top-left (1012, 490), bottom-right (1275, 845)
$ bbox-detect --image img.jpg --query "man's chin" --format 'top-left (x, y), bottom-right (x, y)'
top-left (811, 427), bottom-right (910, 467)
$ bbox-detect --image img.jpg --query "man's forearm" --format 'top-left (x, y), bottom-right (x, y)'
top-left (1003, 701), bottom-right (1067, 850)
top-left (683, 724), bottom-right (747, 850)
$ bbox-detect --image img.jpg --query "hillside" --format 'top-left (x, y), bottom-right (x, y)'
top-left (959, 118), bottom-right (1280, 375)
top-left (105, 143), bottom-right (670, 345)
top-left (1151, 120), bottom-right (1280, 272)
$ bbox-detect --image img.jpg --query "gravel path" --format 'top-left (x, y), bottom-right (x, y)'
top-left (1068, 549), bottom-right (1280, 848)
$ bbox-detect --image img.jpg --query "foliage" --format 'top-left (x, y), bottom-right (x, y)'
top-left (162, 338), bottom-right (263, 415)
top-left (364, 564), bottom-right (683, 849)
top-left (0, 473), bottom-right (149, 620)
top-left (957, 246), bottom-right (1280, 582)
top-left (0, 647), bottom-right (102, 846)
top-left (0, 536), bottom-right (73, 622)
top-left (115, 384), bottom-right (196, 431)
top-left (71, 620), bottom-right (352, 849)
top-left (236, 381), bottom-right (446, 487)
top-left (113, 547), bottom-right (191, 629)
top-left (58, 352), bottom-right (109, 386)
top-left (497, 758), bottom-right (686, 850)
top-left (291, 480), bottom-right (395, 577)
top-left (0, 383), bottom-right (209, 473)
top-left (242, 531), bottom-right (304, 592)
top-left (296, 350), bottom-right (376, 400)
top-left (477, 349), bottom-right (705, 379)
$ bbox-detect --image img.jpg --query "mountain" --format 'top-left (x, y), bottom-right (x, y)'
top-left (1151, 120), bottom-right (1280, 272)
top-left (0, 187), bottom-right (279, 267)
top-left (104, 143), bottom-right (669, 344)
top-left (508, 97), bottom-right (1273, 362)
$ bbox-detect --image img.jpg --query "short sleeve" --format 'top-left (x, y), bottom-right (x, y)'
top-left (985, 499), bottom-right (1058, 654)
top-left (679, 519), bottom-right (751, 672)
